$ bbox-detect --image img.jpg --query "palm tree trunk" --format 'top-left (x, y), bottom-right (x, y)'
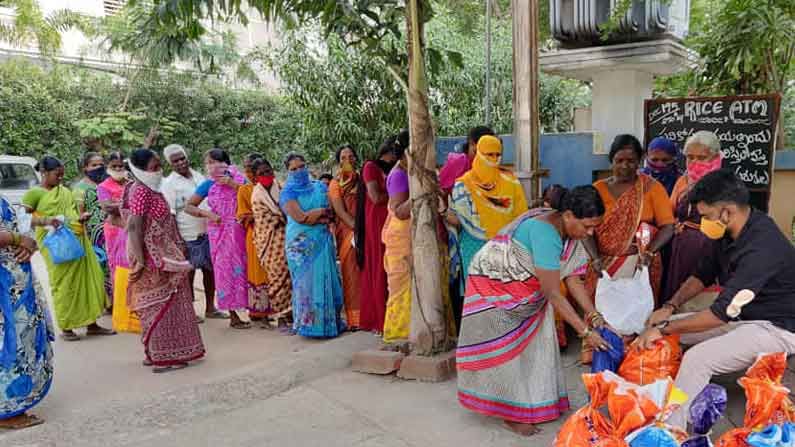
top-left (405, 0), bottom-right (451, 356)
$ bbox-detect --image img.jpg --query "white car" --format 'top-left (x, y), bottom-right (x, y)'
top-left (0, 155), bottom-right (40, 207)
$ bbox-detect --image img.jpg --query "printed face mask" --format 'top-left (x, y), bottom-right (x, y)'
top-left (688, 156), bottom-right (722, 184)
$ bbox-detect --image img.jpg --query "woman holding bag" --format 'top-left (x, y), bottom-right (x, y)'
top-left (583, 135), bottom-right (675, 362)
top-left (22, 156), bottom-right (113, 341)
top-left (456, 186), bottom-right (609, 436)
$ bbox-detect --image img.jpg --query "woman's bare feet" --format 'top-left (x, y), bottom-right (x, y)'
top-left (0, 413), bottom-right (44, 430)
top-left (503, 420), bottom-right (541, 436)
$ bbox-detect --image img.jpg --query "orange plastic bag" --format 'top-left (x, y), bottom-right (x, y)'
top-left (739, 353), bottom-right (795, 428)
top-left (606, 378), bottom-right (661, 438)
top-left (555, 373), bottom-right (628, 447)
top-left (714, 428), bottom-right (752, 447)
top-left (618, 335), bottom-right (682, 385)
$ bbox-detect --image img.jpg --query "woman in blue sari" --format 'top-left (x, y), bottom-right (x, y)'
top-left (0, 196), bottom-right (54, 429)
top-left (280, 153), bottom-right (346, 338)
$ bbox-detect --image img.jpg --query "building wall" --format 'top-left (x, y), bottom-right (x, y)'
top-left (437, 132), bottom-right (795, 237)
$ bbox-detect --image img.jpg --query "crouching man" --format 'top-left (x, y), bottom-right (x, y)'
top-left (636, 170), bottom-right (795, 428)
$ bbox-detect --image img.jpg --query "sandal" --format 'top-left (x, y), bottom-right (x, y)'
top-left (230, 320), bottom-right (252, 330)
top-left (142, 359), bottom-right (153, 367)
top-left (86, 326), bottom-right (117, 336)
top-left (152, 363), bottom-right (189, 374)
top-left (61, 331), bottom-right (80, 342)
top-left (0, 413), bottom-right (44, 430)
top-left (204, 310), bottom-right (230, 320)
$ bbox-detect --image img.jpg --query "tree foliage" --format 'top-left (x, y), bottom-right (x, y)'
top-left (0, 59), bottom-right (295, 179)
top-left (655, 0), bottom-right (795, 145)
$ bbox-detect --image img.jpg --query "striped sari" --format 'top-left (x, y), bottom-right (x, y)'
top-left (456, 209), bottom-right (589, 424)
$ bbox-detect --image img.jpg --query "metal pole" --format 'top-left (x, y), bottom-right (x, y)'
top-left (485, 0), bottom-right (492, 126)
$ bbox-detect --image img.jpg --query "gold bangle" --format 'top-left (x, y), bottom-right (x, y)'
top-left (579, 326), bottom-right (593, 339)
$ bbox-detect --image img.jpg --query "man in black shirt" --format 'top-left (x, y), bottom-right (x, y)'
top-left (636, 170), bottom-right (795, 428)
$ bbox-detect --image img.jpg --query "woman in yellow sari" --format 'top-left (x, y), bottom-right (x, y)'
top-left (22, 156), bottom-right (114, 341)
top-left (451, 135), bottom-right (528, 282)
top-left (382, 145), bottom-right (412, 343)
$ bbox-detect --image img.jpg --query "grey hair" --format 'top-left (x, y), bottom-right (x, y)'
top-left (684, 131), bottom-right (721, 155)
top-left (163, 144), bottom-right (187, 164)
top-left (283, 152), bottom-right (305, 169)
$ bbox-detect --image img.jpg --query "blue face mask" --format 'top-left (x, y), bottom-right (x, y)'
top-left (288, 167), bottom-right (310, 185)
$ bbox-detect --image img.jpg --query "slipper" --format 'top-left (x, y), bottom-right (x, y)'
top-left (60, 332), bottom-right (80, 342)
top-left (152, 363), bottom-right (189, 374)
top-left (195, 316), bottom-right (205, 324)
top-left (230, 321), bottom-right (252, 330)
top-left (0, 414), bottom-right (44, 430)
top-left (142, 359), bottom-right (153, 367)
top-left (86, 327), bottom-right (116, 336)
top-left (205, 311), bottom-right (230, 320)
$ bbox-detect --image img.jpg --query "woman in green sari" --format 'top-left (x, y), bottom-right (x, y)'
top-left (22, 156), bottom-right (114, 341)
top-left (72, 152), bottom-right (111, 301)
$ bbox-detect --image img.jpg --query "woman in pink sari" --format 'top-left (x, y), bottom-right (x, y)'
top-left (97, 152), bottom-right (139, 332)
top-left (187, 149), bottom-right (250, 329)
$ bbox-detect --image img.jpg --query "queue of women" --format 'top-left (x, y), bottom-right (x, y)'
top-left (0, 127), bottom-right (725, 434)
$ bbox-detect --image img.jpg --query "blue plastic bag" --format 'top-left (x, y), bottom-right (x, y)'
top-left (629, 427), bottom-right (679, 447)
top-left (748, 424), bottom-right (782, 447)
top-left (682, 435), bottom-right (709, 447)
top-left (93, 246), bottom-right (107, 265)
top-left (690, 384), bottom-right (728, 435)
top-left (591, 327), bottom-right (624, 373)
top-left (782, 423), bottom-right (795, 447)
top-left (43, 226), bottom-right (85, 264)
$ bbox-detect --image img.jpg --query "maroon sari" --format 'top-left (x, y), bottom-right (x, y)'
top-left (124, 181), bottom-right (205, 366)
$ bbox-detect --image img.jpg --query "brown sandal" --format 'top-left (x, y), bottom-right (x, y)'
top-left (0, 413), bottom-right (44, 430)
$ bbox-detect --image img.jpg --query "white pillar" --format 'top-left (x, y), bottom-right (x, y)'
top-left (590, 69), bottom-right (654, 146)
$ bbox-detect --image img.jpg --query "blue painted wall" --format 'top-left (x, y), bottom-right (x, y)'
top-left (436, 133), bottom-right (795, 189)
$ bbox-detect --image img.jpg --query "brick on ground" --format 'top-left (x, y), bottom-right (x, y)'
top-left (351, 350), bottom-right (405, 375)
top-left (397, 350), bottom-right (456, 382)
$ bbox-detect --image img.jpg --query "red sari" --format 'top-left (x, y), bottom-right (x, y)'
top-left (124, 182), bottom-right (205, 366)
top-left (358, 161), bottom-right (389, 332)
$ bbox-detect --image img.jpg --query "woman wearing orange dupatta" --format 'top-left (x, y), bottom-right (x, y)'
top-left (583, 135), bottom-right (675, 363)
top-left (237, 154), bottom-right (270, 321)
top-left (328, 145), bottom-right (361, 330)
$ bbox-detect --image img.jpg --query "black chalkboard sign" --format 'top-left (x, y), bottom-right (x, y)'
top-left (644, 94), bottom-right (781, 211)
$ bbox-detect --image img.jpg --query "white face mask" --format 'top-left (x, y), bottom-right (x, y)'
top-left (129, 164), bottom-right (163, 192)
top-left (109, 168), bottom-right (128, 182)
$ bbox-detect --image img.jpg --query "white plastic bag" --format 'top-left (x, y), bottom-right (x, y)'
top-left (595, 267), bottom-right (654, 336)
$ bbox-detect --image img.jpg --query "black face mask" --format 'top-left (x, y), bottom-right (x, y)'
top-left (86, 166), bottom-right (108, 183)
top-left (375, 159), bottom-right (396, 174)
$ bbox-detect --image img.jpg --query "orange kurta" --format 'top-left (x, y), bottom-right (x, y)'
top-left (328, 178), bottom-right (361, 328)
top-left (237, 183), bottom-right (270, 316)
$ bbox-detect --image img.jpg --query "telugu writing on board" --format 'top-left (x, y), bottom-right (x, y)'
top-left (645, 95), bottom-right (780, 190)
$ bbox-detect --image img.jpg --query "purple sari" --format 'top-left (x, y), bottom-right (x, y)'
top-left (208, 166), bottom-right (249, 311)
